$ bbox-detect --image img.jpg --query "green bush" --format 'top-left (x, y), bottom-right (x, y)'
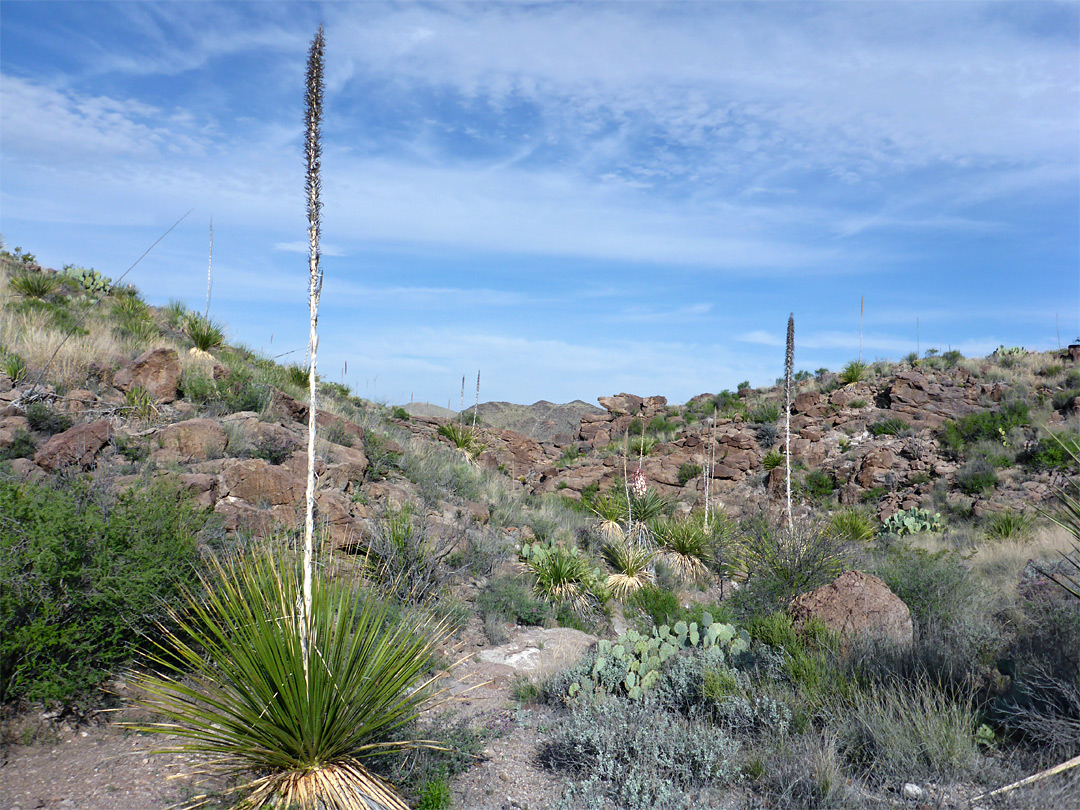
top-left (391, 406), bottom-right (410, 420)
top-left (0, 428), bottom-right (36, 460)
top-left (801, 469), bottom-right (835, 502)
top-left (476, 575), bottom-right (553, 628)
top-left (939, 401), bottom-right (1029, 457)
top-left (762, 450), bottom-right (783, 470)
top-left (25, 402), bottom-right (72, 435)
top-left (956, 457), bottom-right (998, 494)
top-left (868, 418), bottom-right (911, 437)
top-left (1025, 432), bottom-right (1080, 471)
top-left (748, 402), bottom-right (780, 423)
top-left (0, 477), bottom-right (207, 705)
top-left (677, 462), bottom-right (702, 486)
top-left (734, 517), bottom-right (852, 613)
top-left (872, 546), bottom-right (975, 634)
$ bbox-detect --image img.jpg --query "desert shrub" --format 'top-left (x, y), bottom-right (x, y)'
top-left (1053, 388), bottom-right (1080, 412)
top-left (541, 693), bottom-right (740, 810)
top-left (391, 405), bottom-right (410, 420)
top-left (0, 477), bottom-right (206, 705)
top-left (828, 509), bottom-right (875, 543)
top-left (373, 712), bottom-right (489, 808)
top-left (476, 575), bottom-right (553, 629)
top-left (748, 402), bottom-right (780, 423)
top-left (647, 415), bottom-right (678, 435)
top-left (180, 366), bottom-right (266, 415)
top-left (753, 422), bottom-right (779, 449)
top-left (956, 457), bottom-right (998, 494)
top-left (801, 470), bottom-right (835, 502)
top-left (252, 433), bottom-right (297, 465)
top-left (677, 462), bottom-right (702, 486)
top-left (939, 400), bottom-right (1029, 457)
top-left (733, 517), bottom-right (852, 614)
top-left (1024, 431), bottom-right (1080, 471)
top-left (762, 450), bottom-right (783, 470)
top-left (871, 546), bottom-right (975, 635)
top-left (868, 417), bottom-right (911, 437)
top-left (0, 428), bottom-right (36, 460)
top-left (323, 420), bottom-right (354, 447)
top-left (362, 505), bottom-right (460, 606)
top-left (24, 402), bottom-right (73, 435)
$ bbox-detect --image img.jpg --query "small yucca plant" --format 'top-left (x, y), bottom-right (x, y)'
top-left (437, 422), bottom-right (484, 459)
top-left (127, 545), bottom-right (452, 810)
top-left (9, 268), bottom-right (60, 299)
top-left (525, 544), bottom-right (602, 614)
top-left (828, 508), bottom-right (875, 543)
top-left (839, 360), bottom-right (869, 385)
top-left (651, 515), bottom-right (712, 581)
top-left (602, 539), bottom-right (656, 599)
top-left (183, 312), bottom-right (226, 352)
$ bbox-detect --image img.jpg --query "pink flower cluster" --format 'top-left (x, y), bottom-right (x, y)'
top-left (630, 465), bottom-right (647, 498)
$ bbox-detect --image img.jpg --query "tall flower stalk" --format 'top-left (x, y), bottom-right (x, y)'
top-left (785, 313), bottom-right (795, 529)
top-left (302, 25), bottom-right (325, 677)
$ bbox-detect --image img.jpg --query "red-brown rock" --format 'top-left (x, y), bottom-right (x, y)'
top-left (113, 347), bottom-right (180, 402)
top-left (221, 458), bottom-right (306, 506)
top-left (789, 570), bottom-right (913, 647)
top-left (34, 420), bottom-right (113, 470)
top-left (154, 419), bottom-right (228, 462)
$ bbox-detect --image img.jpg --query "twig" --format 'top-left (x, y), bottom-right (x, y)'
top-left (970, 754), bottom-right (1080, 803)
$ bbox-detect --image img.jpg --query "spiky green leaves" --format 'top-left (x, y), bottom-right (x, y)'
top-left (127, 545), bottom-right (452, 810)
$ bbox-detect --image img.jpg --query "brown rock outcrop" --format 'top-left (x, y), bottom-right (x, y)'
top-left (34, 420), bottom-right (113, 470)
top-left (221, 458), bottom-right (306, 506)
top-left (113, 347), bottom-right (180, 402)
top-left (789, 570), bottom-right (913, 647)
top-left (154, 419), bottom-right (228, 462)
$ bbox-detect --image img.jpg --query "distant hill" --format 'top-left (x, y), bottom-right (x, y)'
top-left (462, 399), bottom-right (605, 442)
top-left (400, 401), bottom-right (458, 420)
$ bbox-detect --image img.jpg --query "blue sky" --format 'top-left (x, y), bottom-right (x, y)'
top-left (2, 1), bottom-right (1077, 407)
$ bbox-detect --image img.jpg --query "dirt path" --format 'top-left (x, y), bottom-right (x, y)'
top-left (0, 627), bottom-right (595, 810)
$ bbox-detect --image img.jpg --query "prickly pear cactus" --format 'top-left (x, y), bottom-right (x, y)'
top-left (62, 265), bottom-right (112, 296)
top-left (562, 618), bottom-right (749, 702)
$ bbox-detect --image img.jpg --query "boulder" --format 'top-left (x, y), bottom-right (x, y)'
top-left (789, 570), bottom-right (913, 648)
top-left (154, 418), bottom-right (228, 462)
top-left (221, 458), bottom-right (306, 506)
top-left (113, 347), bottom-right (180, 402)
top-left (33, 420), bottom-right (113, 470)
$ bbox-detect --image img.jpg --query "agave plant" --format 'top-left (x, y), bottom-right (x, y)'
top-left (127, 544), bottom-right (452, 810)
top-left (9, 268), bottom-right (60, 299)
